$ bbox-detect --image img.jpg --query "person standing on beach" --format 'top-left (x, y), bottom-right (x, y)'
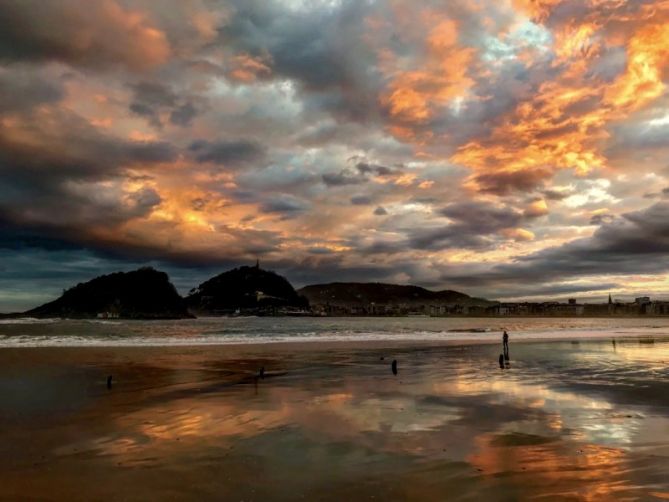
top-left (503, 330), bottom-right (509, 360)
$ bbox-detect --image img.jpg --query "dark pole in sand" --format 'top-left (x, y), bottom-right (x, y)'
top-left (391, 359), bottom-right (398, 375)
top-left (107, 375), bottom-right (113, 389)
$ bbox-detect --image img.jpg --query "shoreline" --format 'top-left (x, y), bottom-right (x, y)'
top-left (1, 330), bottom-right (668, 349)
top-left (4, 316), bottom-right (669, 348)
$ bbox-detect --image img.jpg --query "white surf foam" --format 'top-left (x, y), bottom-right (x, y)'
top-left (1, 327), bottom-right (667, 348)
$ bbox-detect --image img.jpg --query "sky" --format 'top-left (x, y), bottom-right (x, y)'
top-left (2, 0), bottom-right (669, 311)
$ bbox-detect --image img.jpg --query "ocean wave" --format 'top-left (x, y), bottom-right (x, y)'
top-left (0, 317), bottom-right (59, 325)
top-left (1, 328), bottom-right (668, 348)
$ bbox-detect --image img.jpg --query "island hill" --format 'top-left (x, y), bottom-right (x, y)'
top-left (25, 267), bottom-right (191, 319)
top-left (299, 282), bottom-right (494, 316)
top-left (16, 264), bottom-right (493, 319)
top-left (20, 265), bottom-right (310, 319)
top-left (186, 265), bottom-right (309, 315)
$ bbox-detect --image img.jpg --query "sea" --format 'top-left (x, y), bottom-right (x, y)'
top-left (1, 316), bottom-right (669, 347)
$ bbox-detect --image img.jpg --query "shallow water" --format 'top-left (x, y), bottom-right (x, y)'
top-left (0, 337), bottom-right (668, 500)
top-left (3, 316), bottom-right (669, 346)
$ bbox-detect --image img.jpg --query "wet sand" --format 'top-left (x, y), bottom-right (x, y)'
top-left (1, 337), bottom-right (669, 501)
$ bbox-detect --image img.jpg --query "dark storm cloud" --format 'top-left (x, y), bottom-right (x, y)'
top-left (543, 188), bottom-right (572, 201)
top-left (0, 67), bottom-right (65, 113)
top-left (0, 221), bottom-right (178, 281)
top-left (373, 201), bottom-right (535, 253)
top-left (307, 247), bottom-right (334, 255)
top-left (128, 81), bottom-right (199, 128)
top-left (589, 214), bottom-right (614, 225)
top-left (130, 81), bottom-right (176, 108)
top-left (407, 227), bottom-right (491, 251)
top-left (0, 216), bottom-right (288, 286)
top-left (128, 81), bottom-right (176, 126)
top-left (0, 110), bottom-right (174, 228)
top-left (169, 102), bottom-right (198, 127)
top-left (323, 159), bottom-right (401, 187)
top-left (322, 170), bottom-right (366, 187)
top-left (350, 195), bottom-right (372, 205)
top-left (189, 139), bottom-right (266, 166)
top-left (127, 142), bottom-right (176, 163)
top-left (439, 201), bottom-right (526, 232)
top-left (0, 120), bottom-right (175, 183)
top-left (0, 0), bottom-right (169, 70)
top-left (127, 187), bottom-right (162, 212)
top-left (473, 167), bottom-right (553, 195)
top-left (441, 202), bottom-right (669, 288)
top-left (0, 222), bottom-right (85, 252)
top-left (354, 161), bottom-right (399, 176)
top-left (218, 0), bottom-right (382, 121)
top-left (259, 194), bottom-right (310, 217)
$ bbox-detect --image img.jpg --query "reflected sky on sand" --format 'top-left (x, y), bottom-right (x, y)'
top-left (1, 338), bottom-right (668, 500)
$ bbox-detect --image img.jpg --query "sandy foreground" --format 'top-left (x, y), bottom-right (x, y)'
top-left (1, 337), bottom-right (668, 501)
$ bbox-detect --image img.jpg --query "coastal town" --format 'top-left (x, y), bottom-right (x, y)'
top-left (311, 295), bottom-right (669, 317)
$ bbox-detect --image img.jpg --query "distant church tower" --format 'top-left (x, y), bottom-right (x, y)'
top-left (608, 293), bottom-right (613, 314)
top-left (255, 258), bottom-right (260, 269)
top-left (608, 293), bottom-right (612, 304)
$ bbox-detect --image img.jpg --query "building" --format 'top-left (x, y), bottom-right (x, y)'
top-left (648, 301), bottom-right (669, 315)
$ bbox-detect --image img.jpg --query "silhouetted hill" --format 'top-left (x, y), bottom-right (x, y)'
top-left (298, 282), bottom-right (493, 307)
top-left (26, 267), bottom-right (191, 319)
top-left (186, 265), bottom-right (309, 313)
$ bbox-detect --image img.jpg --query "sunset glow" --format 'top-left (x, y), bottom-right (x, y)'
top-left (2, 0), bottom-right (669, 309)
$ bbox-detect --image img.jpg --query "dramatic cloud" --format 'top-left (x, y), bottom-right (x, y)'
top-left (438, 202), bottom-right (669, 297)
top-left (189, 139), bottom-right (266, 167)
top-left (0, 0), bottom-right (170, 70)
top-left (2, 0), bottom-right (669, 310)
top-left (0, 67), bottom-right (65, 113)
top-left (260, 194), bottom-right (310, 217)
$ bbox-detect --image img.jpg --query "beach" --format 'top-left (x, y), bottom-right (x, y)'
top-left (1, 320), bottom-right (669, 501)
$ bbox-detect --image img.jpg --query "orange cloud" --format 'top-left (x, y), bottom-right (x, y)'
top-left (448, 2), bottom-right (669, 198)
top-left (525, 199), bottom-right (549, 217)
top-left (76, 0), bottom-right (171, 70)
top-left (501, 227), bottom-right (535, 241)
top-left (228, 53), bottom-right (273, 83)
top-left (368, 0), bottom-right (669, 214)
top-left (512, 0), bottom-right (564, 22)
top-left (605, 22), bottom-right (669, 112)
top-left (379, 12), bottom-right (474, 134)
